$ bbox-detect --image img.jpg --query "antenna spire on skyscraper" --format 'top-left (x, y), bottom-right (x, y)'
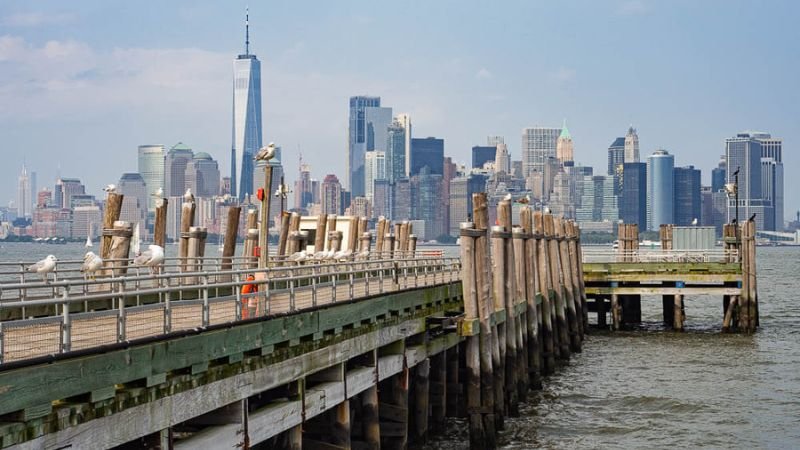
top-left (245, 6), bottom-right (250, 55)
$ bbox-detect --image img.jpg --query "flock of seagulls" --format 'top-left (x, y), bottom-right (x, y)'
top-left (284, 248), bottom-right (372, 264)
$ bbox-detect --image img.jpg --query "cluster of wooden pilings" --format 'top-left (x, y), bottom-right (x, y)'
top-left (722, 219), bottom-right (759, 333)
top-left (459, 193), bottom-right (588, 449)
top-left (374, 217), bottom-right (417, 258)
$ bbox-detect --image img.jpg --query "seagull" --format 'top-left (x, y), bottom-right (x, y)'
top-left (356, 249), bottom-right (371, 260)
top-left (312, 250), bottom-right (327, 261)
top-left (691, 218), bottom-right (698, 226)
top-left (516, 194), bottom-right (531, 204)
top-left (333, 249), bottom-right (353, 260)
top-left (543, 206), bottom-right (552, 214)
top-left (103, 184), bottom-right (117, 193)
top-left (254, 142), bottom-right (277, 161)
top-left (134, 244), bottom-right (165, 274)
top-left (80, 251), bottom-right (104, 280)
top-left (288, 250), bottom-right (307, 263)
top-left (503, 193), bottom-right (512, 201)
top-left (183, 188), bottom-right (194, 203)
top-left (151, 187), bottom-right (164, 198)
top-left (28, 255), bottom-right (57, 282)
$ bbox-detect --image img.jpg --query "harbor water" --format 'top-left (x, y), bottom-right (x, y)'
top-left (1, 243), bottom-right (798, 449)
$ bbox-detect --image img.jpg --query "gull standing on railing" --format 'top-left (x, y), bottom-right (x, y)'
top-left (81, 251), bottom-right (103, 280)
top-left (28, 254), bottom-right (57, 282)
top-left (134, 244), bottom-right (165, 275)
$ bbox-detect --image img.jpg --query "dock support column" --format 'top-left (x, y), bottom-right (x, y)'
top-left (533, 212), bottom-right (556, 375)
top-left (445, 344), bottom-right (462, 417)
top-left (512, 225), bottom-right (531, 400)
top-left (610, 288), bottom-right (621, 331)
top-left (179, 199), bottom-right (196, 272)
top-left (556, 218), bottom-right (581, 352)
top-left (380, 369), bottom-right (409, 450)
top-left (520, 207), bottom-right (542, 389)
top-left (430, 351), bottom-right (446, 432)
top-left (154, 198), bottom-right (168, 248)
top-left (662, 282), bottom-right (675, 327)
top-left (361, 384), bottom-right (381, 449)
top-left (545, 214), bottom-right (570, 360)
top-left (491, 223), bottom-right (514, 418)
top-left (674, 292), bottom-right (685, 332)
top-left (412, 358), bottom-right (430, 444)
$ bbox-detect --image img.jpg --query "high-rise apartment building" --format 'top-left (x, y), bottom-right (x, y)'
top-left (646, 149), bottom-right (674, 230)
top-left (624, 126), bottom-right (640, 163)
top-left (321, 174), bottom-right (342, 215)
top-left (448, 172), bottom-right (488, 236)
top-left (165, 143), bottom-right (194, 197)
top-left (137, 144), bottom-right (165, 211)
top-left (364, 151), bottom-right (386, 203)
top-left (556, 122), bottom-right (574, 164)
top-left (575, 175), bottom-right (618, 223)
top-left (232, 10), bottom-right (263, 200)
top-left (711, 155), bottom-right (726, 193)
top-left (410, 137), bottom-right (444, 176)
top-left (411, 166), bottom-right (445, 240)
top-left (607, 137), bottom-right (625, 176)
top-left (395, 114), bottom-right (412, 177)
top-left (55, 178), bottom-right (85, 210)
top-left (16, 165), bottom-right (31, 218)
top-left (760, 135), bottom-right (783, 230)
top-left (294, 163), bottom-right (314, 210)
top-left (521, 127), bottom-right (560, 178)
top-left (673, 165), bottom-right (701, 226)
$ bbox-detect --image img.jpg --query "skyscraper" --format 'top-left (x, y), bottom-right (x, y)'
top-left (164, 143), bottom-right (193, 197)
top-left (673, 165), bottom-right (701, 226)
top-left (556, 121), bottom-right (574, 164)
top-left (624, 126), bottom-right (640, 163)
top-left (607, 137), bottom-right (625, 176)
top-left (521, 127), bottom-right (560, 178)
top-left (711, 155), bottom-right (726, 193)
top-left (619, 162), bottom-right (647, 227)
top-left (321, 174), bottom-right (342, 215)
top-left (232, 9), bottom-right (263, 200)
top-left (347, 96), bottom-right (390, 198)
top-left (494, 143), bottom-right (511, 174)
top-left (138, 144), bottom-right (165, 211)
top-left (118, 173), bottom-right (147, 226)
top-left (16, 165), bottom-right (31, 218)
top-left (411, 166), bottom-right (444, 240)
top-left (471, 145), bottom-right (496, 169)
top-left (725, 132), bottom-right (778, 230)
top-left (410, 137), bottom-right (444, 176)
top-left (646, 149), bottom-right (675, 230)
top-left (395, 114), bottom-right (412, 177)
top-left (185, 152), bottom-right (221, 198)
top-left (294, 163), bottom-right (313, 210)
top-left (386, 119), bottom-right (406, 183)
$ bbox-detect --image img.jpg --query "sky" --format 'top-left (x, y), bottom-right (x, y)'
top-left (1, 0), bottom-right (799, 221)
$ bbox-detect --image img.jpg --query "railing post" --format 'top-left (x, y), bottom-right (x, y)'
top-left (234, 273), bottom-right (242, 321)
top-left (365, 264), bottom-right (370, 296)
top-left (164, 290), bottom-right (172, 333)
top-left (289, 268), bottom-right (296, 312)
top-left (379, 262), bottom-right (385, 294)
top-left (349, 266), bottom-right (354, 300)
top-left (332, 268), bottom-right (337, 301)
top-left (0, 322), bottom-right (4, 364)
top-left (202, 274), bottom-right (210, 328)
top-left (61, 286), bottom-right (71, 354)
top-left (117, 281), bottom-right (126, 343)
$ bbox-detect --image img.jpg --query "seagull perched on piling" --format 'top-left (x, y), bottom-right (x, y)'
top-left (183, 188), bottom-right (194, 203)
top-left (134, 244), bottom-right (165, 274)
top-left (81, 251), bottom-right (103, 280)
top-left (516, 194), bottom-right (531, 204)
top-left (103, 184), bottom-right (117, 193)
top-left (28, 255), bottom-right (57, 282)
top-left (151, 187), bottom-right (164, 198)
top-left (691, 218), bottom-right (698, 226)
top-left (503, 193), bottom-right (512, 201)
top-left (254, 142), bottom-right (277, 161)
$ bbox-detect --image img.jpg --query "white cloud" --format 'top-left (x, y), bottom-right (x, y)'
top-left (1, 12), bottom-right (77, 27)
top-left (617, 1), bottom-right (647, 16)
top-left (475, 67), bottom-right (492, 80)
top-left (551, 66), bottom-right (576, 83)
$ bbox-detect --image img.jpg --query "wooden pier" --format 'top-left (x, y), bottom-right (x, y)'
top-left (0, 188), bottom-right (759, 449)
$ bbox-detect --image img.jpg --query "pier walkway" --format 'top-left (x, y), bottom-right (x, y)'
top-left (0, 210), bottom-right (757, 449)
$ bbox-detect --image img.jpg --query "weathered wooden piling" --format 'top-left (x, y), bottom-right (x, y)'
top-left (511, 226), bottom-right (530, 399)
top-left (326, 215), bottom-right (338, 250)
top-left (329, 230), bottom-right (343, 253)
top-left (520, 207), bottom-right (542, 388)
top-left (359, 232), bottom-right (372, 254)
top-left (221, 206), bottom-right (240, 276)
top-left (545, 214), bottom-right (570, 360)
top-left (459, 222), bottom-right (486, 449)
top-left (154, 198), bottom-right (168, 248)
top-left (375, 217), bottom-right (386, 256)
top-left (179, 199), bottom-right (196, 272)
top-left (348, 216), bottom-right (359, 252)
top-left (361, 384), bottom-right (381, 449)
top-left (566, 221), bottom-right (586, 340)
top-left (409, 234), bottom-right (417, 256)
top-left (490, 224), bottom-right (513, 418)
top-left (738, 219), bottom-right (758, 333)
top-left (412, 358), bottom-right (430, 444)
top-left (496, 200), bottom-right (520, 416)
top-left (384, 233), bottom-right (395, 259)
top-left (473, 193), bottom-right (502, 434)
top-left (659, 223), bottom-right (673, 251)
top-left (533, 212), bottom-right (556, 374)
top-left (100, 192), bottom-right (124, 259)
top-left (357, 216), bottom-right (368, 251)
top-left (277, 212), bottom-right (291, 256)
top-left (556, 218), bottom-right (581, 353)
top-left (108, 221), bottom-right (133, 276)
top-left (430, 351), bottom-right (447, 432)
top-left (186, 226), bottom-right (203, 283)
top-left (314, 213), bottom-right (327, 252)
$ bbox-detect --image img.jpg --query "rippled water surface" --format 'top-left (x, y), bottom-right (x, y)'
top-left (424, 246), bottom-right (800, 450)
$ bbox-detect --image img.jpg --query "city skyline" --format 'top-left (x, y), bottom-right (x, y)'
top-left (0, 1), bottom-right (798, 219)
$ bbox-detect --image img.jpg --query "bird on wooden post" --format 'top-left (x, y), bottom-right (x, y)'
top-left (255, 142), bottom-right (277, 268)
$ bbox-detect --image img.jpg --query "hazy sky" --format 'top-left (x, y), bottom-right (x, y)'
top-left (1, 0), bottom-right (798, 220)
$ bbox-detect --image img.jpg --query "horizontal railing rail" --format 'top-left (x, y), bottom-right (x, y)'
top-left (0, 256), bottom-right (461, 365)
top-left (581, 248), bottom-right (740, 264)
